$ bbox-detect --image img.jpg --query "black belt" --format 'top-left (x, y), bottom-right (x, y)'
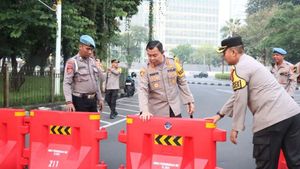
top-left (72, 93), bottom-right (96, 99)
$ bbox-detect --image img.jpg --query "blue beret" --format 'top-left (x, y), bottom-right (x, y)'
top-left (272, 48), bottom-right (287, 55)
top-left (80, 35), bottom-right (95, 48)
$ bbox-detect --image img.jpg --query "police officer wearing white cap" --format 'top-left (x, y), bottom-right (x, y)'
top-left (209, 36), bottom-right (300, 169)
top-left (271, 47), bottom-right (297, 97)
top-left (63, 35), bottom-right (105, 112)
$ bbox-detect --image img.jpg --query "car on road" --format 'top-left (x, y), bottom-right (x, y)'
top-left (193, 72), bottom-right (208, 78)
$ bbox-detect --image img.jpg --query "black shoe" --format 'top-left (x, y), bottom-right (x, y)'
top-left (114, 112), bottom-right (118, 116)
top-left (110, 113), bottom-right (115, 119)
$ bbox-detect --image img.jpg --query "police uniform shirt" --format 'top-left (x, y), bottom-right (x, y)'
top-left (138, 57), bottom-right (194, 117)
top-left (106, 68), bottom-right (121, 90)
top-left (220, 54), bottom-right (300, 133)
top-left (63, 54), bottom-right (103, 102)
top-left (271, 60), bottom-right (297, 96)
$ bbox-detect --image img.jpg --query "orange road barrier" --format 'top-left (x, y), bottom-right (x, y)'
top-left (278, 150), bottom-right (288, 169)
top-left (26, 110), bottom-right (107, 169)
top-left (0, 108), bottom-right (29, 169)
top-left (118, 115), bottom-right (226, 169)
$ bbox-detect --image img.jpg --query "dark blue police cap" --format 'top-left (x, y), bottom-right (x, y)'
top-left (217, 36), bottom-right (243, 53)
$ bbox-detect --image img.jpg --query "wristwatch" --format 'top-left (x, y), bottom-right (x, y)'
top-left (216, 111), bottom-right (225, 118)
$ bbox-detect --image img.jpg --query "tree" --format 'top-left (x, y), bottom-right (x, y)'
top-left (246, 0), bottom-right (300, 15)
top-left (261, 3), bottom-right (300, 63)
top-left (170, 44), bottom-right (195, 63)
top-left (193, 45), bottom-right (221, 71)
top-left (0, 0), bottom-right (142, 91)
top-left (220, 18), bottom-right (241, 38)
top-left (118, 25), bottom-right (148, 68)
top-left (239, 6), bottom-right (278, 65)
top-left (148, 0), bottom-right (154, 41)
top-left (240, 3), bottom-right (300, 65)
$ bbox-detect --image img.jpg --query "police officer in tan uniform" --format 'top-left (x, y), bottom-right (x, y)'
top-left (271, 48), bottom-right (297, 97)
top-left (209, 36), bottom-right (300, 169)
top-left (139, 40), bottom-right (195, 121)
top-left (105, 59), bottom-right (121, 119)
top-left (63, 35), bottom-right (104, 112)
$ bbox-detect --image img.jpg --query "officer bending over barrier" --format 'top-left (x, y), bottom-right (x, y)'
top-left (138, 40), bottom-right (195, 121)
top-left (209, 36), bottom-right (300, 169)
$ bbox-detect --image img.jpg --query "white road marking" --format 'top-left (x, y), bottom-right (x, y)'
top-left (100, 92), bottom-right (140, 128)
top-left (101, 111), bottom-right (127, 118)
top-left (119, 100), bottom-right (139, 104)
top-left (101, 118), bottom-right (127, 128)
top-left (216, 89), bottom-right (233, 94)
top-left (104, 106), bottom-right (140, 113)
top-left (101, 113), bottom-right (140, 128)
top-left (117, 102), bottom-right (139, 108)
top-left (100, 120), bottom-right (111, 124)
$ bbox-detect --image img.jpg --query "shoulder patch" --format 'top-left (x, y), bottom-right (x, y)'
top-left (66, 59), bottom-right (75, 74)
top-left (117, 67), bottom-right (122, 73)
top-left (174, 57), bottom-right (185, 78)
top-left (231, 66), bottom-right (247, 91)
top-left (140, 68), bottom-right (146, 77)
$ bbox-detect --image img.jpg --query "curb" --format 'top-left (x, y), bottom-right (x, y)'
top-left (188, 81), bottom-right (231, 87)
top-left (188, 81), bottom-right (300, 90)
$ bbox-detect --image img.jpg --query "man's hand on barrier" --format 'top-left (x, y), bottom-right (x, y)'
top-left (187, 102), bottom-right (195, 115)
top-left (139, 111), bottom-right (153, 121)
top-left (207, 115), bottom-right (222, 124)
top-left (66, 102), bottom-right (75, 112)
top-left (230, 129), bottom-right (238, 144)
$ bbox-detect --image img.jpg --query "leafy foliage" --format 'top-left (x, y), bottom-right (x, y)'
top-left (241, 2), bottom-right (300, 64)
top-left (170, 44), bottom-right (195, 63)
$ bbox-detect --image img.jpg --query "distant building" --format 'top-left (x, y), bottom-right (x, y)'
top-left (126, 0), bottom-right (247, 62)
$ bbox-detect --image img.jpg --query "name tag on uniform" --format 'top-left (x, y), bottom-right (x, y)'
top-left (167, 68), bottom-right (176, 72)
top-left (150, 72), bottom-right (159, 76)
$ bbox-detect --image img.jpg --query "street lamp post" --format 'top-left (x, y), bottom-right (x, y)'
top-left (38, 0), bottom-right (62, 95)
top-left (54, 0), bottom-right (62, 95)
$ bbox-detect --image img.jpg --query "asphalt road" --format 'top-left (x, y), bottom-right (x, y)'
top-left (34, 77), bottom-right (300, 169)
top-left (99, 83), bottom-right (257, 169)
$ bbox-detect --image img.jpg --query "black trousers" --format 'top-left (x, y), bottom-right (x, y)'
top-left (139, 107), bottom-right (182, 117)
top-left (105, 89), bottom-right (118, 114)
top-left (169, 107), bottom-right (182, 118)
top-left (253, 113), bottom-right (300, 169)
top-left (72, 95), bottom-right (97, 112)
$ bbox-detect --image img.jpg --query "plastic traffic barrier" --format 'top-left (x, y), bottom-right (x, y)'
top-left (27, 110), bottom-right (107, 169)
top-left (0, 108), bottom-right (29, 169)
top-left (118, 115), bottom-right (226, 169)
top-left (278, 150), bottom-right (288, 169)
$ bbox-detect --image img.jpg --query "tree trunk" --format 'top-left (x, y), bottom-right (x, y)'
top-left (148, 0), bottom-right (154, 41)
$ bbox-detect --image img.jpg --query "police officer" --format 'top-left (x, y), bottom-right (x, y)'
top-left (63, 35), bottom-right (104, 112)
top-left (271, 47), bottom-right (297, 97)
top-left (105, 59), bottom-right (121, 119)
top-left (209, 36), bottom-right (300, 169)
top-left (139, 40), bottom-right (195, 121)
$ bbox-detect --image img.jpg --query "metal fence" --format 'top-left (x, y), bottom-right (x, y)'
top-left (1, 64), bottom-right (64, 107)
top-left (1, 64), bottom-right (129, 108)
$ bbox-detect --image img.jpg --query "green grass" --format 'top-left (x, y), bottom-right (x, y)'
top-left (1, 68), bottom-right (129, 107)
top-left (215, 73), bottom-right (231, 80)
top-left (0, 75), bottom-right (64, 107)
